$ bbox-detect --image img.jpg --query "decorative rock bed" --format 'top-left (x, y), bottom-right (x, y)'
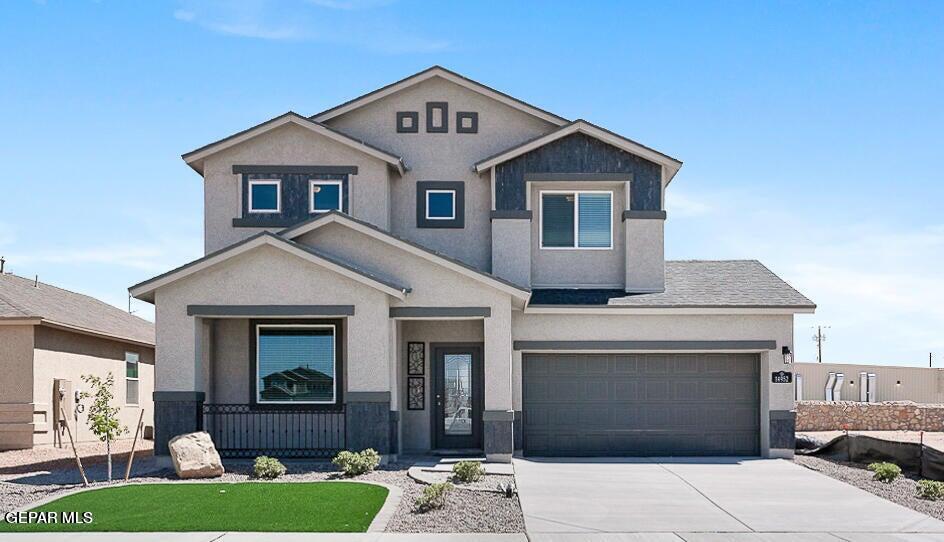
top-left (0, 459), bottom-right (524, 533)
top-left (794, 455), bottom-right (944, 521)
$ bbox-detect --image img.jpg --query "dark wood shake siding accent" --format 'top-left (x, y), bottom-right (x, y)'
top-left (234, 173), bottom-right (349, 227)
top-left (494, 132), bottom-right (663, 211)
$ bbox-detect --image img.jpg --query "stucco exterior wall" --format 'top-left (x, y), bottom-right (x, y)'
top-left (529, 182), bottom-right (626, 288)
top-left (203, 123), bottom-right (393, 254)
top-left (325, 76), bottom-right (557, 270)
top-left (31, 326), bottom-right (154, 445)
top-left (491, 218), bottom-right (531, 287)
top-left (397, 320), bottom-right (484, 453)
top-left (512, 312), bottom-right (796, 457)
top-left (0, 325), bottom-right (35, 450)
top-left (625, 217), bottom-right (665, 292)
top-left (154, 244), bottom-right (392, 395)
top-left (207, 319), bottom-right (250, 404)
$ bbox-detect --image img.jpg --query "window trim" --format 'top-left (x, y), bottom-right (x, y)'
top-left (125, 351), bottom-right (139, 406)
top-left (539, 189), bottom-right (614, 250)
top-left (309, 179), bottom-right (344, 213)
top-left (254, 323), bottom-right (338, 405)
top-left (247, 179), bottom-right (281, 214)
top-left (425, 189), bottom-right (457, 220)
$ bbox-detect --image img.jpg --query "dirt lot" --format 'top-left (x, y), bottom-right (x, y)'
top-left (0, 439), bottom-right (153, 475)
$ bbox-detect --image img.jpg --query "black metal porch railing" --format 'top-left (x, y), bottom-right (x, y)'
top-left (202, 404), bottom-right (345, 458)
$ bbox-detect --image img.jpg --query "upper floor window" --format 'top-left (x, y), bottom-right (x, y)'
top-left (310, 180), bottom-right (343, 213)
top-left (425, 190), bottom-right (456, 220)
top-left (416, 181), bottom-right (464, 229)
top-left (248, 180), bottom-right (281, 213)
top-left (540, 190), bottom-right (613, 250)
top-left (125, 351), bottom-right (139, 405)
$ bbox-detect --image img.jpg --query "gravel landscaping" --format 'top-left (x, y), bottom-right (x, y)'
top-left (1, 458), bottom-right (524, 533)
top-left (794, 454), bottom-right (944, 521)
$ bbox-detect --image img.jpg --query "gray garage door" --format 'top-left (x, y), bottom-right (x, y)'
top-left (522, 353), bottom-right (760, 456)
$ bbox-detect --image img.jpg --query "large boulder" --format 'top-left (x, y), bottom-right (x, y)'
top-left (169, 431), bottom-right (224, 479)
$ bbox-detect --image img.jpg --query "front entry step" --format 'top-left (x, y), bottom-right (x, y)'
top-left (430, 448), bottom-right (484, 458)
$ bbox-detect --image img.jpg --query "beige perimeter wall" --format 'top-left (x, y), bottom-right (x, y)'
top-left (794, 362), bottom-right (944, 403)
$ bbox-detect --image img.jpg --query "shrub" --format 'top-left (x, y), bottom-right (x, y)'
top-left (868, 462), bottom-right (902, 483)
top-left (332, 448), bottom-right (381, 476)
top-left (415, 482), bottom-right (452, 512)
top-left (253, 456), bottom-right (286, 479)
top-left (452, 460), bottom-right (485, 483)
top-left (917, 480), bottom-right (944, 500)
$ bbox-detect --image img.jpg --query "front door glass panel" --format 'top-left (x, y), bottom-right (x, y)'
top-left (443, 353), bottom-right (473, 436)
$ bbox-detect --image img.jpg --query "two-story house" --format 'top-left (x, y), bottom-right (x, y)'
top-left (130, 66), bottom-right (814, 463)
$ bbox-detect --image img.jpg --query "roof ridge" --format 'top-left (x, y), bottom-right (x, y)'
top-left (278, 211), bottom-right (531, 295)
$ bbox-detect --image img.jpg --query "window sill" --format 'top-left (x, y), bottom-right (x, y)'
top-left (540, 246), bottom-right (614, 251)
top-left (232, 217), bottom-right (304, 228)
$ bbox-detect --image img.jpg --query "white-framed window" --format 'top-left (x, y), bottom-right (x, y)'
top-left (309, 180), bottom-right (343, 213)
top-left (248, 179), bottom-right (281, 213)
top-left (425, 189), bottom-right (456, 220)
top-left (256, 324), bottom-right (337, 404)
top-left (125, 352), bottom-right (139, 405)
top-left (539, 190), bottom-right (613, 250)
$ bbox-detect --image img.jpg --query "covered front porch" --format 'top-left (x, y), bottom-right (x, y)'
top-left (154, 305), bottom-right (514, 463)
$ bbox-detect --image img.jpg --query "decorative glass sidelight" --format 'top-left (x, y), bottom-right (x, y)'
top-left (443, 353), bottom-right (473, 436)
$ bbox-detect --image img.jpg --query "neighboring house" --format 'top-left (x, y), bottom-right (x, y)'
top-left (794, 362), bottom-right (944, 403)
top-left (130, 66), bottom-right (814, 463)
top-left (0, 273), bottom-right (155, 450)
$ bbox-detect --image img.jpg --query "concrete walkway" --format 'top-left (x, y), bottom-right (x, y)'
top-left (514, 457), bottom-right (944, 541)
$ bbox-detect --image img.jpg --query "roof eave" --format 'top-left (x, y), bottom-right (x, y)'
top-left (180, 112), bottom-right (407, 177)
top-left (129, 231), bottom-right (410, 303)
top-left (473, 120), bottom-right (683, 177)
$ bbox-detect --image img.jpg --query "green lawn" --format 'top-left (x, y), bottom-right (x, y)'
top-left (0, 482), bottom-right (388, 532)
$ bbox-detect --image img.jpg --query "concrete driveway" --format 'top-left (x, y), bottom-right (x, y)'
top-left (513, 457), bottom-right (944, 541)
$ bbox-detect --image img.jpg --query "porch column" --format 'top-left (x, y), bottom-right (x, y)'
top-left (152, 317), bottom-right (208, 456)
top-left (484, 301), bottom-right (514, 463)
top-left (344, 309), bottom-right (394, 454)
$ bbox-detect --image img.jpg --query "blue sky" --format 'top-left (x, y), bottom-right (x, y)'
top-left (1, 1), bottom-right (942, 365)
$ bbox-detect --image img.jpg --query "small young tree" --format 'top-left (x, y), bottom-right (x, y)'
top-left (80, 373), bottom-right (127, 482)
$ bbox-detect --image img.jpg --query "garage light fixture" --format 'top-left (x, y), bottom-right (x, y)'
top-left (782, 346), bottom-right (793, 365)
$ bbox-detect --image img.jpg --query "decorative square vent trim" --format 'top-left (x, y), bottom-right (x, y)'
top-left (397, 111), bottom-right (419, 133)
top-left (426, 102), bottom-right (448, 133)
top-left (456, 112), bottom-right (478, 134)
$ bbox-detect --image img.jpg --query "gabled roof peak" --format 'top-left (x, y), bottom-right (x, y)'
top-left (474, 118), bottom-right (683, 184)
top-left (181, 112), bottom-right (407, 175)
top-left (311, 65), bottom-right (569, 127)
